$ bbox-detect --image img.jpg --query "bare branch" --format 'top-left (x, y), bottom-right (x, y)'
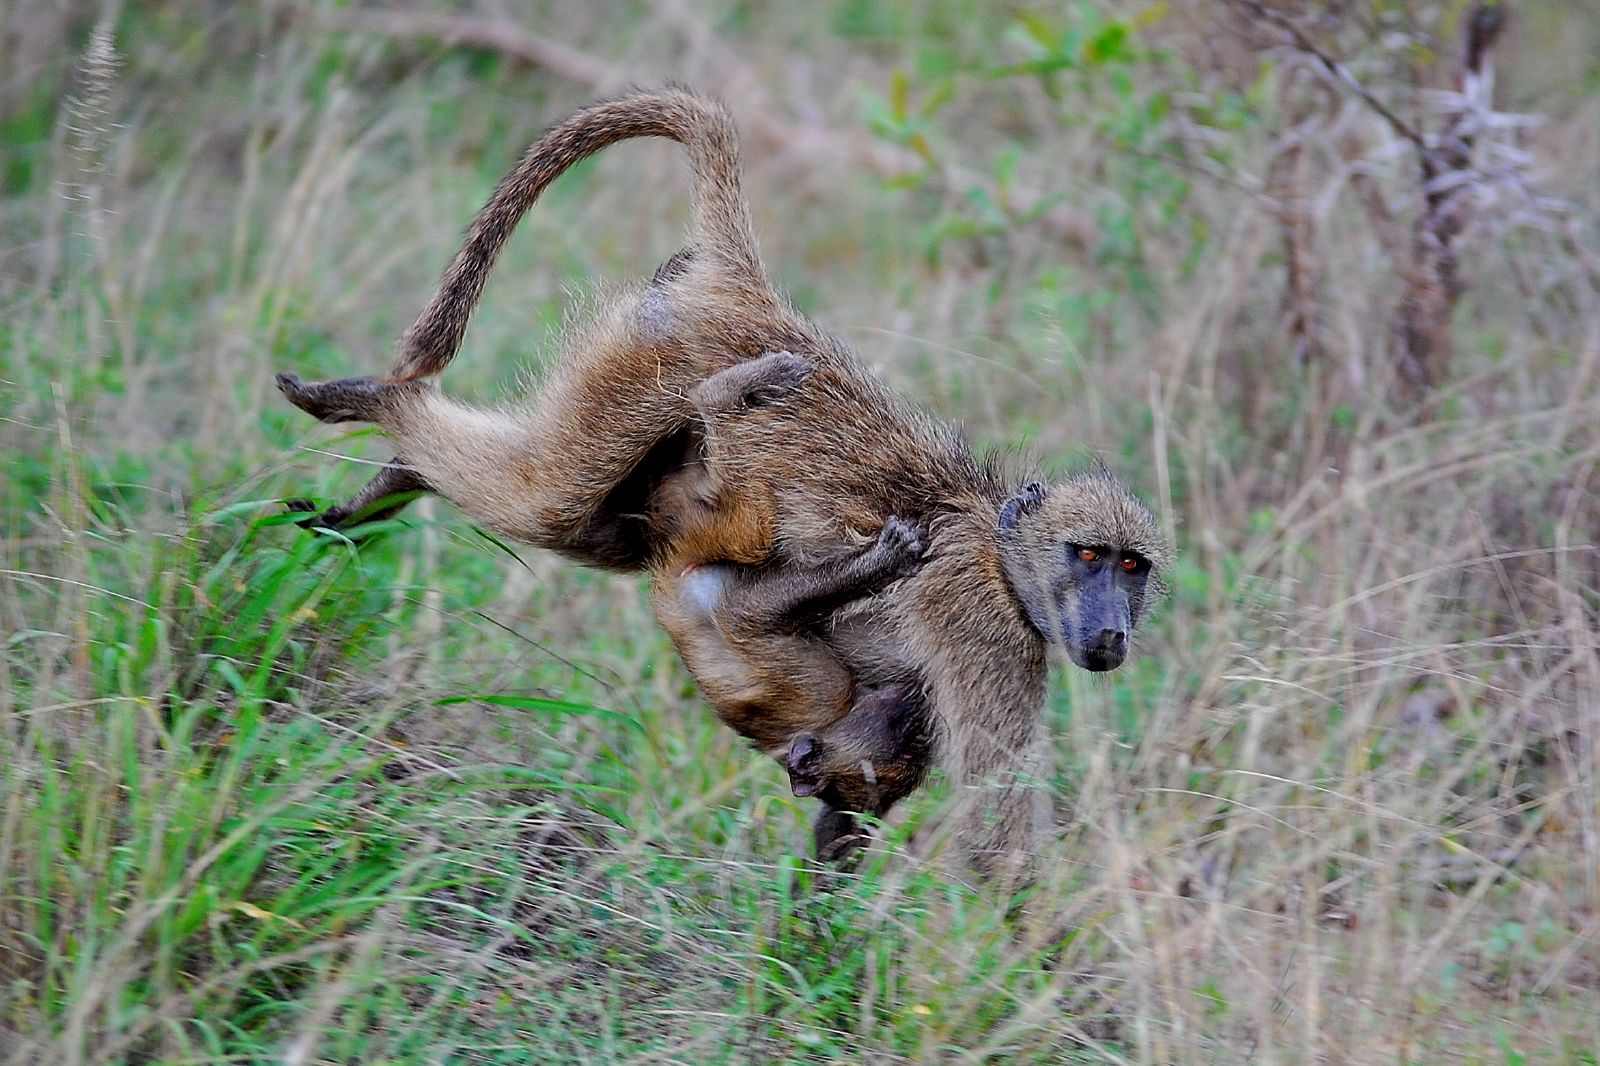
top-left (1228, 0), bottom-right (1428, 153)
top-left (317, 7), bottom-right (1098, 247)
top-left (323, 10), bottom-right (627, 90)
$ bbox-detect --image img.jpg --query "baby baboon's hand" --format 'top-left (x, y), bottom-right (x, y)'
top-left (869, 515), bottom-right (928, 579)
top-left (998, 479), bottom-right (1049, 534)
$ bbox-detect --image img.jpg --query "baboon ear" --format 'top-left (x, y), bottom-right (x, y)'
top-left (998, 481), bottom-right (1048, 535)
top-left (785, 736), bottom-right (822, 797)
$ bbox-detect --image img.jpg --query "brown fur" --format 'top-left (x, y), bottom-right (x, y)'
top-left (650, 518), bottom-right (934, 830)
top-left (276, 88), bottom-right (1171, 873)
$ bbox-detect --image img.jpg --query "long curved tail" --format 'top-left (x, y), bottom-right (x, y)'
top-left (391, 86), bottom-right (762, 381)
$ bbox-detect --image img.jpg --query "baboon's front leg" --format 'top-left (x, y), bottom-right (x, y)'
top-left (287, 456), bottom-right (432, 531)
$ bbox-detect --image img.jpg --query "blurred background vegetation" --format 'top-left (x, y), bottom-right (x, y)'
top-left (2, 1), bottom-right (1598, 1062)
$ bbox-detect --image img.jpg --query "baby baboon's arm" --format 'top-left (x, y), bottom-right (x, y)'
top-left (719, 517), bottom-right (924, 637)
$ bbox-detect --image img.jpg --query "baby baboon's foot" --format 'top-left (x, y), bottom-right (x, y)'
top-left (275, 372), bottom-right (403, 424)
top-left (812, 806), bottom-right (869, 866)
top-left (740, 350), bottom-right (815, 407)
top-left (785, 733), bottom-right (826, 798)
top-left (689, 350), bottom-right (815, 414)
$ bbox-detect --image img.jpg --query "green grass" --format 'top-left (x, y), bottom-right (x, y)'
top-left (4, 2), bottom-right (1600, 1062)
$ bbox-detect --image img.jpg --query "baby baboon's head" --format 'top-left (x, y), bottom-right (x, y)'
top-left (783, 682), bottom-right (934, 817)
top-left (996, 471), bottom-right (1170, 672)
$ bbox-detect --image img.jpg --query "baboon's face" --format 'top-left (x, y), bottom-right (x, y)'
top-left (1050, 544), bottom-right (1152, 671)
top-left (997, 475), bottom-right (1168, 672)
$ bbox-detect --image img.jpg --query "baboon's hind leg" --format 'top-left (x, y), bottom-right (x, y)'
top-left (276, 372), bottom-right (421, 424)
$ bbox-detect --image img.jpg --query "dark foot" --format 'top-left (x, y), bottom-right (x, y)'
top-left (689, 350), bottom-right (816, 414)
top-left (285, 497), bottom-right (327, 523)
top-left (284, 459), bottom-right (432, 534)
top-left (275, 372), bottom-right (404, 424)
top-left (285, 498), bottom-right (359, 532)
top-left (812, 805), bottom-right (869, 865)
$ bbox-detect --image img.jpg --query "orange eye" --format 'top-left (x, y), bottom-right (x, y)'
top-left (1120, 556), bottom-right (1141, 573)
top-left (1077, 548), bottom-right (1100, 563)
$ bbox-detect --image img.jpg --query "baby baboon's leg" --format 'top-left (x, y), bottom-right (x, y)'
top-left (718, 517), bottom-right (925, 637)
top-left (659, 562), bottom-right (857, 748)
top-left (688, 350), bottom-right (813, 414)
top-left (287, 456), bottom-right (432, 531)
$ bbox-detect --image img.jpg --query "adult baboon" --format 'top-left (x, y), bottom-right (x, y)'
top-left (278, 88), bottom-right (1169, 873)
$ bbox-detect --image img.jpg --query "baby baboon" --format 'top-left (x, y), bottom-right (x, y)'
top-left (277, 88), bottom-right (1170, 874)
top-left (630, 350), bottom-right (937, 858)
top-left (651, 520), bottom-right (935, 858)
top-left (292, 349), bottom-right (933, 860)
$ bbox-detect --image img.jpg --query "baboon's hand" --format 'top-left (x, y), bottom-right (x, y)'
top-left (998, 479), bottom-right (1049, 534)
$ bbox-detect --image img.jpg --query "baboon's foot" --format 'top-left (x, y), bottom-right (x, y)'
top-left (812, 805), bottom-right (869, 866)
top-left (284, 496), bottom-right (358, 532)
top-left (739, 350), bottom-right (815, 407)
top-left (284, 459), bottom-right (431, 534)
top-left (275, 372), bottom-right (409, 424)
